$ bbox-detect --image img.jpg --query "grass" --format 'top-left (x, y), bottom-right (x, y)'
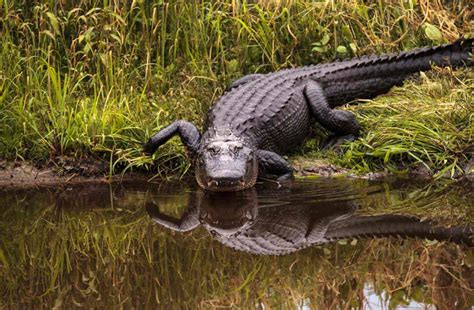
top-left (341, 69), bottom-right (473, 178)
top-left (295, 68), bottom-right (473, 177)
top-left (0, 0), bottom-right (472, 178)
top-left (0, 179), bottom-right (472, 308)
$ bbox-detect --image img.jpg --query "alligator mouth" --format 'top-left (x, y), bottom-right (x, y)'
top-left (205, 177), bottom-right (248, 192)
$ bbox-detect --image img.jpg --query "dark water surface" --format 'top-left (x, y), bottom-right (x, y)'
top-left (1, 178), bottom-right (473, 308)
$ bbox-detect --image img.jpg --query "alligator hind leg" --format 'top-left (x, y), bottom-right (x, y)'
top-left (304, 80), bottom-right (360, 136)
top-left (256, 150), bottom-right (293, 180)
top-left (144, 120), bottom-right (201, 155)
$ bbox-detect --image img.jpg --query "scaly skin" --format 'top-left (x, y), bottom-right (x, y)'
top-left (144, 39), bottom-right (473, 191)
top-left (146, 188), bottom-right (473, 256)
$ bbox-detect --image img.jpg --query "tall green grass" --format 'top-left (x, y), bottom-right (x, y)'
top-left (296, 68), bottom-right (473, 177)
top-left (0, 0), bottom-right (472, 177)
top-left (341, 69), bottom-right (473, 177)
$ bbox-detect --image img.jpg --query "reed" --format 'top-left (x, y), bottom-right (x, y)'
top-left (0, 0), bottom-right (472, 177)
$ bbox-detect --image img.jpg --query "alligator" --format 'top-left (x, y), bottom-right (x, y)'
top-left (144, 39), bottom-right (473, 191)
top-left (146, 187), bottom-right (473, 255)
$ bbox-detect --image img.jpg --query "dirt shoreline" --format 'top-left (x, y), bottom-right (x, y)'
top-left (0, 159), bottom-right (151, 187)
top-left (1, 158), bottom-right (471, 188)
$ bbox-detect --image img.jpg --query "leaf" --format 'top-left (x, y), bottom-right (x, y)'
top-left (311, 46), bottom-right (325, 53)
top-left (46, 12), bottom-right (60, 35)
top-left (336, 45), bottom-right (347, 54)
top-left (342, 25), bottom-right (352, 40)
top-left (110, 34), bottom-right (122, 44)
top-left (227, 59), bottom-right (239, 73)
top-left (42, 30), bottom-right (56, 41)
top-left (411, 287), bottom-right (425, 302)
top-left (83, 42), bottom-right (92, 54)
top-left (424, 239), bottom-right (438, 246)
top-left (99, 53), bottom-right (108, 66)
top-left (349, 42), bottom-right (357, 53)
top-left (356, 5), bottom-right (369, 20)
top-left (320, 33), bottom-right (330, 45)
top-left (423, 23), bottom-right (443, 42)
top-left (389, 290), bottom-right (408, 308)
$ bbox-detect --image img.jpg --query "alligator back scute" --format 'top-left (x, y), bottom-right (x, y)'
top-left (309, 39), bottom-right (473, 107)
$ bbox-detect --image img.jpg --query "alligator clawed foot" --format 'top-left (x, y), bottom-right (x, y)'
top-left (276, 172), bottom-right (293, 188)
top-left (320, 134), bottom-right (357, 152)
top-left (142, 141), bottom-right (155, 155)
top-left (277, 172), bottom-right (293, 182)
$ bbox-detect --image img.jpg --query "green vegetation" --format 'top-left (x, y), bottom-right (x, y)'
top-left (0, 180), bottom-right (472, 308)
top-left (296, 68), bottom-right (473, 178)
top-left (342, 69), bottom-right (472, 177)
top-left (0, 0), bottom-right (472, 178)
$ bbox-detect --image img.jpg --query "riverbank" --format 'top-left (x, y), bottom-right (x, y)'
top-left (2, 148), bottom-right (472, 188)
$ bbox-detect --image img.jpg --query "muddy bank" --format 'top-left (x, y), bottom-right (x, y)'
top-left (0, 158), bottom-right (377, 187)
top-left (2, 156), bottom-right (472, 188)
top-left (0, 159), bottom-right (150, 187)
top-left (292, 156), bottom-right (474, 181)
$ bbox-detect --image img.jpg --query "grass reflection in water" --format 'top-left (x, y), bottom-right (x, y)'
top-left (0, 178), bottom-right (472, 308)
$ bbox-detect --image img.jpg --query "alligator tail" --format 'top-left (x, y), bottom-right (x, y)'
top-left (320, 38), bottom-right (473, 107)
top-left (325, 214), bottom-right (473, 246)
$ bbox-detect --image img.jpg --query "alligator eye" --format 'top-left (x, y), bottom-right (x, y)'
top-left (207, 146), bottom-right (219, 156)
top-left (230, 145), bottom-right (243, 154)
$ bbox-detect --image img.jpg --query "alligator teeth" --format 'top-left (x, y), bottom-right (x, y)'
top-left (245, 210), bottom-right (253, 219)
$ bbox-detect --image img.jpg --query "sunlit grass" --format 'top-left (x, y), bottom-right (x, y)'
top-left (296, 68), bottom-right (473, 177)
top-left (0, 0), bottom-right (472, 178)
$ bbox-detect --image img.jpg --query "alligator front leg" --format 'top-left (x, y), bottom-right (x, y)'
top-left (304, 80), bottom-right (360, 148)
top-left (256, 150), bottom-right (293, 180)
top-left (146, 201), bottom-right (200, 232)
top-left (144, 120), bottom-right (201, 155)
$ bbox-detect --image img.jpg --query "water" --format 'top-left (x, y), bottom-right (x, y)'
top-left (0, 178), bottom-right (472, 308)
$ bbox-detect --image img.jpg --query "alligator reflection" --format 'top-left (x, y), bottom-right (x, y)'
top-left (146, 186), bottom-right (473, 255)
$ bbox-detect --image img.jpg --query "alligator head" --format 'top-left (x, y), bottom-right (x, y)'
top-left (195, 131), bottom-right (258, 192)
top-left (145, 188), bottom-right (258, 235)
top-left (198, 189), bottom-right (258, 236)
